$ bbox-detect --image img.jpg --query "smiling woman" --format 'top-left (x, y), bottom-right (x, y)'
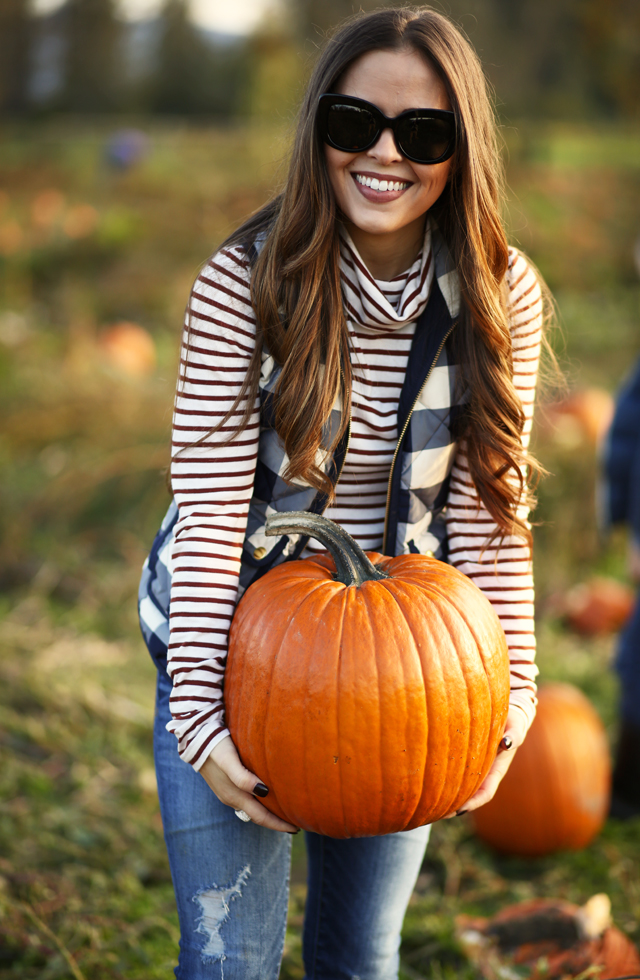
top-left (137, 6), bottom-right (547, 979)
top-left (323, 49), bottom-right (453, 277)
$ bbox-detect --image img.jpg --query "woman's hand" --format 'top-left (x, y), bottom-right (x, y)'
top-left (199, 735), bottom-right (299, 833)
top-left (442, 705), bottom-right (529, 818)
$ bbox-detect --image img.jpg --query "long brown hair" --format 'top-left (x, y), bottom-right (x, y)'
top-left (192, 6), bottom-right (545, 546)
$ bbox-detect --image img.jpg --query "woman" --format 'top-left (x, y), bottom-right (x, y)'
top-left (139, 6), bottom-right (544, 978)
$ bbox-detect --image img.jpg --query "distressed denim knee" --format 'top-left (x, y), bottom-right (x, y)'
top-left (192, 866), bottom-right (252, 962)
top-left (154, 667), bottom-right (291, 980)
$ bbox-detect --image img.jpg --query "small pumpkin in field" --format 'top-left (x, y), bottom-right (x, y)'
top-left (471, 683), bottom-right (611, 857)
top-left (225, 512), bottom-right (510, 838)
top-left (99, 321), bottom-right (156, 377)
top-left (563, 576), bottom-right (634, 635)
top-left (543, 387), bottom-right (614, 448)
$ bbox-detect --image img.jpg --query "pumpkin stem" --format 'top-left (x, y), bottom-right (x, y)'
top-left (265, 511), bottom-right (389, 587)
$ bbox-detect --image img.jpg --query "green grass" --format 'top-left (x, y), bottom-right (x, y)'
top-left (1, 119), bottom-right (639, 978)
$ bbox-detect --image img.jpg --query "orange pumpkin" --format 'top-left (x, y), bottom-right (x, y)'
top-left (99, 321), bottom-right (156, 377)
top-left (542, 387), bottom-right (614, 448)
top-left (471, 683), bottom-right (611, 857)
top-left (225, 511), bottom-right (510, 838)
top-left (563, 577), bottom-right (634, 635)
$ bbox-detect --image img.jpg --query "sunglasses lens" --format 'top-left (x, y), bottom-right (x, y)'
top-left (326, 104), bottom-right (378, 152)
top-left (397, 115), bottom-right (454, 162)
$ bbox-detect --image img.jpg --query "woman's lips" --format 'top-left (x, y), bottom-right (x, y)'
top-left (351, 171), bottom-right (412, 203)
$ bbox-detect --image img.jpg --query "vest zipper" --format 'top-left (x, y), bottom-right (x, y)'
top-left (383, 325), bottom-right (455, 553)
top-left (280, 368), bottom-right (351, 563)
top-left (325, 365), bottom-right (351, 510)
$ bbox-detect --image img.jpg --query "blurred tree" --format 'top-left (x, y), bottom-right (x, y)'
top-left (284, 0), bottom-right (640, 121)
top-left (448, 0), bottom-right (590, 119)
top-left (0, 0), bottom-right (32, 113)
top-left (243, 31), bottom-right (303, 120)
top-left (293, 0), bottom-right (380, 39)
top-left (60, 0), bottom-right (123, 111)
top-left (578, 0), bottom-right (640, 118)
top-left (151, 0), bottom-right (247, 115)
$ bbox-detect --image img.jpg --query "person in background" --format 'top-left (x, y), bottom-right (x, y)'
top-left (602, 351), bottom-right (640, 819)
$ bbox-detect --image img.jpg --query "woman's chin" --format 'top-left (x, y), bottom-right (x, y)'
top-left (343, 204), bottom-right (415, 238)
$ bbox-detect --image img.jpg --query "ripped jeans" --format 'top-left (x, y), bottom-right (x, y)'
top-left (153, 665), bottom-right (431, 980)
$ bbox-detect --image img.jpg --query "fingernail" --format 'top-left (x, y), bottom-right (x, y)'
top-left (455, 809), bottom-right (468, 816)
top-left (500, 735), bottom-right (513, 751)
top-left (287, 829), bottom-right (300, 835)
top-left (253, 782), bottom-right (269, 798)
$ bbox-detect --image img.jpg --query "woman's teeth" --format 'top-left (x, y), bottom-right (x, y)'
top-left (354, 174), bottom-right (410, 192)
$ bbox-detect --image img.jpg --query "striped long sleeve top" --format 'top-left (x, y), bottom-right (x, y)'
top-left (167, 224), bottom-right (543, 769)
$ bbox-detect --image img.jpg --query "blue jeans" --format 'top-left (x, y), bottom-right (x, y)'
top-left (153, 666), bottom-right (431, 979)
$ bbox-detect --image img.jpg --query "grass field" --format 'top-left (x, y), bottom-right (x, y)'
top-left (1, 118), bottom-right (639, 978)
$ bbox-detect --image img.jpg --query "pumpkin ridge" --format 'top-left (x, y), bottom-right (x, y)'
top-left (334, 587), bottom-right (348, 837)
top-left (256, 580), bottom-right (337, 811)
top-left (372, 590), bottom-right (384, 832)
top-left (415, 594), bottom-right (455, 819)
top-left (403, 584), bottom-right (468, 816)
top-left (300, 583), bottom-right (352, 833)
top-left (294, 584), bottom-right (348, 834)
top-left (334, 584), bottom-right (388, 836)
top-left (228, 578), bottom-right (313, 794)
top-left (375, 583), bottom-right (417, 833)
top-left (380, 579), bottom-right (452, 821)
top-left (431, 586), bottom-right (496, 807)
top-left (436, 588), bottom-right (495, 797)
top-left (389, 587), bottom-right (422, 832)
top-left (417, 587), bottom-right (471, 817)
top-left (396, 578), bottom-right (492, 817)
top-left (370, 585), bottom-right (409, 832)
top-left (404, 580), bottom-right (475, 805)
top-left (233, 596), bottom-right (251, 764)
top-left (410, 573), bottom-right (507, 794)
top-left (372, 579), bottom-right (427, 831)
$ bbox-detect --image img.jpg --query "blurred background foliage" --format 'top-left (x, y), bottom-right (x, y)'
top-left (0, 0), bottom-right (639, 120)
top-left (1, 1), bottom-right (640, 978)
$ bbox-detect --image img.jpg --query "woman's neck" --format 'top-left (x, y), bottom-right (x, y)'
top-left (344, 213), bottom-right (427, 280)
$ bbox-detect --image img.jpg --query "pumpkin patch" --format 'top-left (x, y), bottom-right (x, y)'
top-left (225, 511), bottom-right (511, 838)
top-left (471, 683), bottom-right (611, 857)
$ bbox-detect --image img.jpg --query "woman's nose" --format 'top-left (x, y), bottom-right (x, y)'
top-left (367, 127), bottom-right (403, 164)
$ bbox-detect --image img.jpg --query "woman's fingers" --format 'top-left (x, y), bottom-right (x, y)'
top-left (457, 743), bottom-right (517, 813)
top-left (199, 736), bottom-right (299, 834)
top-left (442, 705), bottom-right (529, 819)
top-left (211, 735), bottom-right (267, 795)
top-left (228, 792), bottom-right (298, 833)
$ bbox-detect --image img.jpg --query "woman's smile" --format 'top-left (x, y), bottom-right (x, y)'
top-left (351, 170), bottom-right (413, 202)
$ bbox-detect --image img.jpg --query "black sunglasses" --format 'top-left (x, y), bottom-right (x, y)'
top-left (317, 94), bottom-right (456, 165)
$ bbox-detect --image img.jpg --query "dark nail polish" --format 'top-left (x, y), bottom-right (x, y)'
top-left (455, 809), bottom-right (468, 816)
top-left (253, 782), bottom-right (269, 798)
top-left (500, 735), bottom-right (513, 751)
